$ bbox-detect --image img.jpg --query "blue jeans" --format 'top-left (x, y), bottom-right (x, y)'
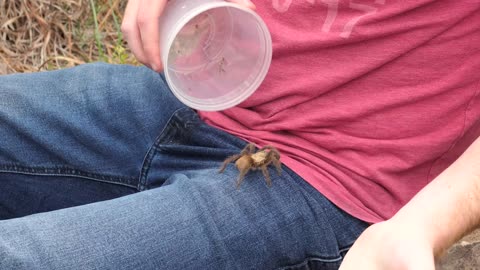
top-left (0, 63), bottom-right (368, 270)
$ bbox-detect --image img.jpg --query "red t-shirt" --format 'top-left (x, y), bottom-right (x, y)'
top-left (199, 1), bottom-right (480, 223)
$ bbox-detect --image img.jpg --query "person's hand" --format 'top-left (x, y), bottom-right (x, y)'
top-left (122, 0), bottom-right (255, 72)
top-left (339, 220), bottom-right (436, 270)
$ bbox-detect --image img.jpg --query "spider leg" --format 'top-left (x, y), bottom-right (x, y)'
top-left (259, 145), bottom-right (274, 151)
top-left (259, 145), bottom-right (280, 156)
top-left (218, 154), bottom-right (241, 173)
top-left (220, 144), bottom-right (254, 173)
top-left (235, 167), bottom-right (250, 189)
top-left (268, 148), bottom-right (281, 159)
top-left (243, 143), bottom-right (256, 155)
top-left (260, 166), bottom-right (272, 187)
top-left (272, 159), bottom-right (282, 175)
top-left (264, 150), bottom-right (282, 175)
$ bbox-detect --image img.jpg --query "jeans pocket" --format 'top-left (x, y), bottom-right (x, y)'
top-left (138, 107), bottom-right (246, 190)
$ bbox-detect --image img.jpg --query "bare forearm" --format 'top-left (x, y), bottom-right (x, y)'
top-left (391, 137), bottom-right (480, 256)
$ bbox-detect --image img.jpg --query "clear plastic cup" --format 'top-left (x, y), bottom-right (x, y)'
top-left (159, 0), bottom-right (272, 111)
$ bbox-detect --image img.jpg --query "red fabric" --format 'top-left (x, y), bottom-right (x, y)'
top-left (199, 1), bottom-right (480, 223)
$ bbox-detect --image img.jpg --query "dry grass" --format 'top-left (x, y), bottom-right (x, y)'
top-left (0, 0), bottom-right (137, 74)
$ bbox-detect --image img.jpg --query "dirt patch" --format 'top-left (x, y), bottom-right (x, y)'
top-left (438, 229), bottom-right (480, 269)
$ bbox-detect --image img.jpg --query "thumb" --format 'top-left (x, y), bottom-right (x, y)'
top-left (227, 0), bottom-right (256, 9)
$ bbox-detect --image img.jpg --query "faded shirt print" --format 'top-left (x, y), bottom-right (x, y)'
top-left (269, 0), bottom-right (386, 38)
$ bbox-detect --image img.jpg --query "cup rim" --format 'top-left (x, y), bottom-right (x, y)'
top-left (163, 2), bottom-right (272, 111)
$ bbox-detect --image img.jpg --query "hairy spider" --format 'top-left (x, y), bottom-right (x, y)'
top-left (218, 143), bottom-right (282, 188)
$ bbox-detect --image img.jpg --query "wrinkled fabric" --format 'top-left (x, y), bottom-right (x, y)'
top-left (200, 0), bottom-right (480, 222)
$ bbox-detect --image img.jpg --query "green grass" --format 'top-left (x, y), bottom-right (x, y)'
top-left (89, 0), bottom-right (106, 61)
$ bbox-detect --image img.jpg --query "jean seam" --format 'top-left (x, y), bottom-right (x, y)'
top-left (338, 245), bottom-right (352, 254)
top-left (276, 255), bottom-right (342, 270)
top-left (137, 107), bottom-right (192, 191)
top-left (0, 164), bottom-right (138, 188)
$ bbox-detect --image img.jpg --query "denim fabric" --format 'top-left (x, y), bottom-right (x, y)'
top-left (0, 63), bottom-right (368, 270)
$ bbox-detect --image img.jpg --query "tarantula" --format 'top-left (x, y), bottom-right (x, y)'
top-left (218, 143), bottom-right (282, 188)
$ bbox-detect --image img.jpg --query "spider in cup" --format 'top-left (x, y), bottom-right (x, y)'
top-left (218, 57), bottom-right (227, 74)
top-left (218, 143), bottom-right (282, 188)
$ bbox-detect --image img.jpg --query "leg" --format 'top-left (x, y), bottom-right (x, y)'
top-left (235, 167), bottom-right (250, 188)
top-left (260, 166), bottom-right (272, 187)
top-left (0, 63), bottom-right (186, 219)
top-left (0, 166), bottom-right (368, 270)
top-left (0, 109), bottom-right (369, 269)
top-left (218, 143), bottom-right (256, 173)
top-left (218, 154), bottom-right (241, 173)
top-left (243, 143), bottom-right (256, 154)
top-left (264, 148), bottom-right (282, 175)
top-left (273, 158), bottom-right (282, 174)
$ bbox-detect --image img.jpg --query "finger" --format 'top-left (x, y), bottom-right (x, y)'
top-left (137, 0), bottom-right (167, 72)
top-left (228, 0), bottom-right (256, 9)
top-left (122, 0), bottom-right (148, 66)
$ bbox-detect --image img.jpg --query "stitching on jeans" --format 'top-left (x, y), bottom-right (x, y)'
top-left (276, 256), bottom-right (342, 270)
top-left (338, 245), bottom-right (353, 254)
top-left (137, 107), bottom-right (190, 191)
top-left (0, 164), bottom-right (138, 188)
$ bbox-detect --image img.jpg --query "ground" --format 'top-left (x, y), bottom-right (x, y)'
top-left (438, 229), bottom-right (480, 269)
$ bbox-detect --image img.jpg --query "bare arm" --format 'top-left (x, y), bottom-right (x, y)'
top-left (341, 136), bottom-right (480, 269)
top-left (393, 136), bottom-right (480, 256)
